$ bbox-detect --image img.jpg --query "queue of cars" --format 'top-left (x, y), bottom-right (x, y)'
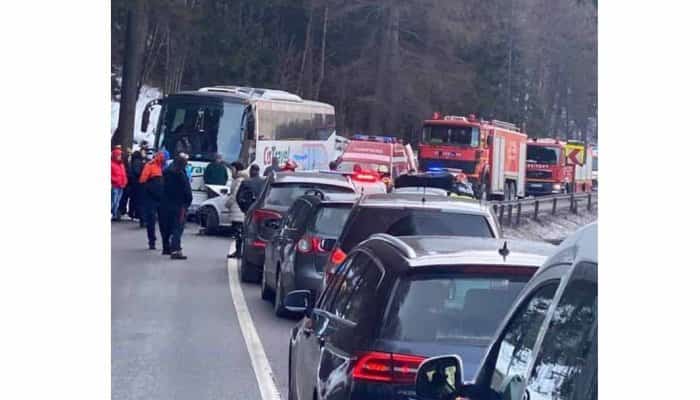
top-left (228, 144), bottom-right (596, 400)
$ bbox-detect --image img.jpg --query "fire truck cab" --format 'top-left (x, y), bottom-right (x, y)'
top-left (525, 139), bottom-right (594, 196)
top-left (419, 114), bottom-right (527, 200)
top-left (335, 134), bottom-right (416, 190)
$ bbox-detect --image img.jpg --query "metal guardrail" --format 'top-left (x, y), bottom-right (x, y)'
top-left (488, 192), bottom-right (598, 226)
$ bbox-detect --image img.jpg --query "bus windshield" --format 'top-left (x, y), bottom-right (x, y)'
top-left (526, 145), bottom-right (560, 164)
top-left (157, 101), bottom-right (245, 162)
top-left (423, 125), bottom-right (480, 147)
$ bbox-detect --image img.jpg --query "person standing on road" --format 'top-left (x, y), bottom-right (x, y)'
top-left (263, 156), bottom-right (282, 177)
top-left (225, 162), bottom-right (248, 258)
top-left (111, 147), bottom-right (128, 221)
top-left (161, 155), bottom-right (193, 260)
top-left (118, 149), bottom-right (132, 218)
top-left (128, 150), bottom-right (146, 226)
top-left (231, 164), bottom-right (266, 258)
top-left (139, 150), bottom-right (169, 249)
top-left (203, 153), bottom-right (229, 186)
top-left (236, 164), bottom-right (265, 214)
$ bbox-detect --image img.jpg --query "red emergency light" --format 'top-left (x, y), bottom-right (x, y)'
top-left (432, 112), bottom-right (442, 120)
top-left (352, 172), bottom-right (379, 182)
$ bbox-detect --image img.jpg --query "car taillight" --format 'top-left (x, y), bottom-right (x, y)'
top-left (330, 248), bottom-right (346, 265)
top-left (352, 351), bottom-right (426, 384)
top-left (252, 240), bottom-right (267, 248)
top-left (253, 209), bottom-right (282, 224)
top-left (297, 236), bottom-right (326, 254)
top-left (297, 237), bottom-right (312, 253)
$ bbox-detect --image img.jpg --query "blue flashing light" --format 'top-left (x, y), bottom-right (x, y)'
top-left (352, 133), bottom-right (396, 143)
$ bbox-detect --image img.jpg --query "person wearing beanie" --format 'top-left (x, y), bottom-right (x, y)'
top-left (111, 148), bottom-right (128, 221)
top-left (128, 150), bottom-right (146, 226)
top-left (139, 151), bottom-right (168, 249)
top-left (160, 155), bottom-right (193, 259)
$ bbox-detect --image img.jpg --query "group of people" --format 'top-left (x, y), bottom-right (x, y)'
top-left (111, 147), bottom-right (305, 260)
top-left (111, 143), bottom-right (193, 260)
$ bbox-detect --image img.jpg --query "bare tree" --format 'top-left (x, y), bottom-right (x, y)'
top-left (113, 0), bottom-right (148, 150)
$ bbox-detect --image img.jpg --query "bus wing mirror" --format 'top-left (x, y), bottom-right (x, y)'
top-left (141, 99), bottom-right (161, 133)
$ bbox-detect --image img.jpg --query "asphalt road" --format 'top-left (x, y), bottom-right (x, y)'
top-left (111, 220), bottom-right (297, 400)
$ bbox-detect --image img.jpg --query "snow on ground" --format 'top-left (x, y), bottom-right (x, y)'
top-left (111, 84), bottom-right (162, 147)
top-left (503, 210), bottom-right (597, 243)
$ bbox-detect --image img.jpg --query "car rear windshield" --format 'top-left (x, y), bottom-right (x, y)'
top-left (263, 183), bottom-right (355, 208)
top-left (309, 205), bottom-right (353, 237)
top-left (381, 272), bottom-right (531, 345)
top-left (340, 208), bottom-right (493, 251)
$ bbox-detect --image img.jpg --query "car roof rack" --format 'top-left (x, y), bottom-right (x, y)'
top-left (370, 234), bottom-right (417, 259)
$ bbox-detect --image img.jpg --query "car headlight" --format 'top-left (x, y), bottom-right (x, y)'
top-left (552, 183), bottom-right (562, 191)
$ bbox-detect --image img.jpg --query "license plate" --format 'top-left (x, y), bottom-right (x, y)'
top-left (529, 183), bottom-right (543, 188)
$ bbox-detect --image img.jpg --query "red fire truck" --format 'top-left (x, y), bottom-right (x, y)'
top-left (525, 139), bottom-right (594, 196)
top-left (419, 114), bottom-right (527, 200)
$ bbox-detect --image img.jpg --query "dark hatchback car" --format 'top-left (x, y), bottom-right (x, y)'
top-left (323, 193), bottom-right (501, 279)
top-left (262, 192), bottom-right (359, 316)
top-left (285, 234), bottom-right (554, 400)
top-left (414, 223), bottom-right (597, 400)
top-left (238, 171), bottom-right (356, 282)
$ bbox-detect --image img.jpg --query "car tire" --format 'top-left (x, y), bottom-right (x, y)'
top-left (274, 270), bottom-right (289, 318)
top-left (260, 267), bottom-right (274, 301)
top-left (239, 244), bottom-right (259, 283)
top-left (288, 340), bottom-right (297, 400)
top-left (202, 206), bottom-right (219, 235)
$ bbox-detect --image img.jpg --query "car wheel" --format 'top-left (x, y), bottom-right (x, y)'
top-left (260, 266), bottom-right (274, 301)
top-left (274, 271), bottom-right (289, 318)
top-left (239, 244), bottom-right (259, 283)
top-left (288, 340), bottom-right (297, 400)
top-left (202, 206), bottom-right (219, 235)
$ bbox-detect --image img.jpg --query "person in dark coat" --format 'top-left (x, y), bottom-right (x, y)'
top-left (236, 164), bottom-right (265, 214)
top-left (139, 151), bottom-right (169, 249)
top-left (229, 164), bottom-right (266, 258)
top-left (118, 149), bottom-right (132, 217)
top-left (203, 153), bottom-right (229, 185)
top-left (160, 155), bottom-right (193, 259)
top-left (128, 150), bottom-right (146, 226)
top-left (263, 157), bottom-right (282, 177)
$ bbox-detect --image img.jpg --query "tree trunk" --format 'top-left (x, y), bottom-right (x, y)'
top-left (369, 5), bottom-right (399, 134)
top-left (313, 2), bottom-right (328, 100)
top-left (297, 3), bottom-right (314, 96)
top-left (113, 0), bottom-right (148, 150)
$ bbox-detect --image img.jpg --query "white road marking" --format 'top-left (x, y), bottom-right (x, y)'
top-left (226, 243), bottom-right (282, 400)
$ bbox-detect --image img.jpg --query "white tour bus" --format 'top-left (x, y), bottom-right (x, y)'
top-left (141, 85), bottom-right (337, 214)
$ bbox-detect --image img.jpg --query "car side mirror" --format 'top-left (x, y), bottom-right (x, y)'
top-left (319, 238), bottom-right (336, 251)
top-left (284, 290), bottom-right (312, 315)
top-left (415, 355), bottom-right (464, 400)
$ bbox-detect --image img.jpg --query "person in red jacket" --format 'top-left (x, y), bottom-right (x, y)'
top-left (111, 147), bottom-right (128, 221)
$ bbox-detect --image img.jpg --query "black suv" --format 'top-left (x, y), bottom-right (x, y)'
top-left (284, 234), bottom-right (554, 400)
top-left (261, 191), bottom-right (359, 316)
top-left (239, 172), bottom-right (356, 282)
top-left (414, 223), bottom-right (597, 400)
top-left (323, 192), bottom-right (501, 279)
